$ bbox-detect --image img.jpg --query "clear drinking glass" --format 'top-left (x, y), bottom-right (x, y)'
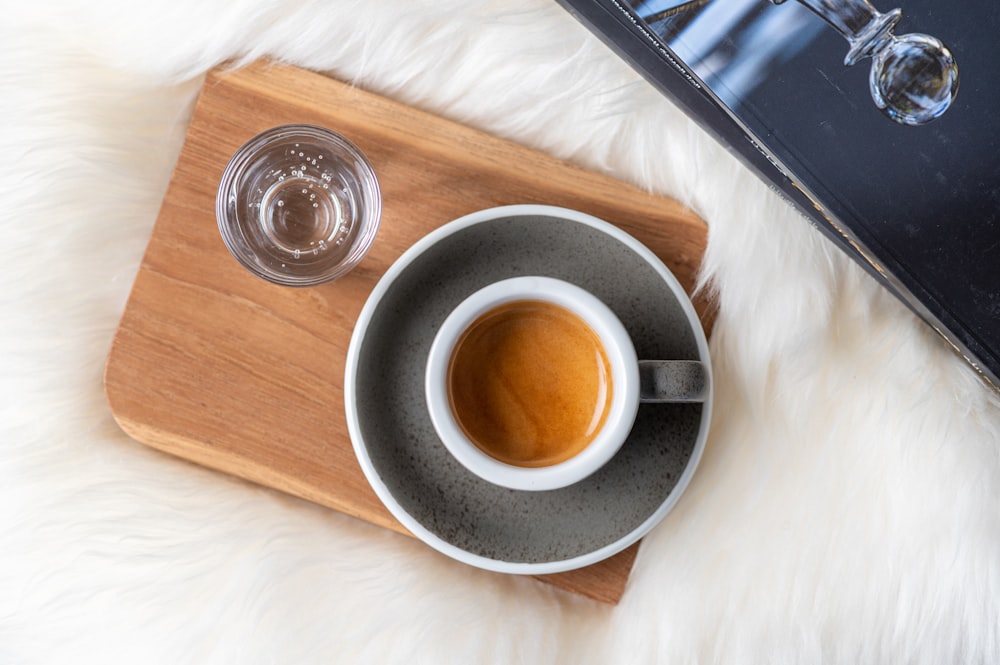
top-left (216, 124), bottom-right (381, 287)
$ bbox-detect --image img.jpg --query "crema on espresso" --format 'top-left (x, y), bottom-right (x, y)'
top-left (447, 300), bottom-right (613, 467)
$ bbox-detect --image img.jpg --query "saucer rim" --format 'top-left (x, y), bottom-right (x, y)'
top-left (344, 204), bottom-right (713, 575)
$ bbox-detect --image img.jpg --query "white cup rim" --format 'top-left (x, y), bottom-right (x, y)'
top-left (425, 276), bottom-right (639, 491)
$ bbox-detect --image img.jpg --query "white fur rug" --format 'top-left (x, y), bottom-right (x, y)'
top-left (4, 1), bottom-right (999, 662)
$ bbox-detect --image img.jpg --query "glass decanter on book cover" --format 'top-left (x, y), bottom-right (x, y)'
top-left (770, 0), bottom-right (959, 126)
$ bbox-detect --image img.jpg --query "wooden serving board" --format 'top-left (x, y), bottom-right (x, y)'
top-left (104, 60), bottom-right (712, 605)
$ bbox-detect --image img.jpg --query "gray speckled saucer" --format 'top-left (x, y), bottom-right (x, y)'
top-left (344, 205), bottom-right (712, 575)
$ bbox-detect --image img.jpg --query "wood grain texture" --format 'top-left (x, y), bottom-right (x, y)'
top-left (104, 60), bottom-right (713, 605)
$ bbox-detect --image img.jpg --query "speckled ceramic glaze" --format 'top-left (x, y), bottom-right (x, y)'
top-left (344, 205), bottom-right (712, 574)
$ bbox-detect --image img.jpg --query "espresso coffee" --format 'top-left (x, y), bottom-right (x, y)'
top-left (447, 299), bottom-right (613, 468)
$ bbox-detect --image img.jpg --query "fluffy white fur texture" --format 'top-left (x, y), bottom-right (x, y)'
top-left (3, 1), bottom-right (999, 663)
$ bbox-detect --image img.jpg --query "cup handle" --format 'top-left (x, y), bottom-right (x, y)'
top-left (638, 360), bottom-right (708, 403)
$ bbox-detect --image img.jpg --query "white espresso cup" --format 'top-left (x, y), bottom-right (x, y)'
top-left (425, 276), bottom-right (707, 491)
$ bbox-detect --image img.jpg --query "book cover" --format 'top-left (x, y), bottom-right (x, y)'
top-left (557, 0), bottom-right (1000, 388)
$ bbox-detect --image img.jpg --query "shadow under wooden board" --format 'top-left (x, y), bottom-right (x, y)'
top-left (104, 60), bottom-right (713, 605)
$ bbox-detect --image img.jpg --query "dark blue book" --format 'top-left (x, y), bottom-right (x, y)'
top-left (556, 0), bottom-right (1000, 388)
